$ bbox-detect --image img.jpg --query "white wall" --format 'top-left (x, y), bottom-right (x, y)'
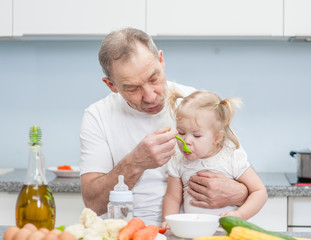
top-left (0, 39), bottom-right (310, 172)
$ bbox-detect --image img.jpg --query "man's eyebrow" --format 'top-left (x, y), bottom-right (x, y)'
top-left (149, 69), bottom-right (160, 79)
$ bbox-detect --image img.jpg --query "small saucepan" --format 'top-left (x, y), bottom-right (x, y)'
top-left (290, 148), bottom-right (311, 181)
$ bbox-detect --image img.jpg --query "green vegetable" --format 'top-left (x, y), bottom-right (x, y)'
top-left (103, 237), bottom-right (115, 240)
top-left (56, 225), bottom-right (65, 231)
top-left (219, 216), bottom-right (295, 240)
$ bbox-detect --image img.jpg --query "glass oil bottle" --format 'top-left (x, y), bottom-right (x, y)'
top-left (15, 125), bottom-right (56, 230)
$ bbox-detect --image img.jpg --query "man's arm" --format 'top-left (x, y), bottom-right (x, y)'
top-left (187, 171), bottom-right (248, 209)
top-left (81, 127), bottom-right (178, 216)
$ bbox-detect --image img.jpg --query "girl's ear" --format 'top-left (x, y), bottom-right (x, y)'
top-left (214, 130), bottom-right (225, 145)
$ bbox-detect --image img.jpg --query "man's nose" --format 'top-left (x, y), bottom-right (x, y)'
top-left (142, 85), bottom-right (157, 103)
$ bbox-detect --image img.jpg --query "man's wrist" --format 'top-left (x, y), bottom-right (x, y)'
top-left (235, 183), bottom-right (248, 207)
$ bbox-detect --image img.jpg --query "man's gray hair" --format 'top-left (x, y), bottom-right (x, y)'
top-left (98, 27), bottom-right (159, 79)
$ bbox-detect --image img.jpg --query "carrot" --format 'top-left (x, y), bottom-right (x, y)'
top-left (117, 217), bottom-right (145, 240)
top-left (57, 165), bottom-right (73, 171)
top-left (132, 225), bottom-right (159, 240)
top-left (158, 228), bottom-right (167, 234)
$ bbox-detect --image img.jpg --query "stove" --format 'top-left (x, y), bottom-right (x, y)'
top-left (286, 173), bottom-right (311, 186)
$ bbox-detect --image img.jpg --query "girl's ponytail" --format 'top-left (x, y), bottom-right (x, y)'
top-left (167, 88), bottom-right (184, 119)
top-left (218, 98), bottom-right (242, 149)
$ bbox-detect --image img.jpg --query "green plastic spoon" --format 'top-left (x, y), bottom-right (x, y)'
top-left (175, 135), bottom-right (192, 153)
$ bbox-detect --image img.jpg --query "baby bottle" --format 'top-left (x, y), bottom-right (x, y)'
top-left (108, 175), bottom-right (134, 221)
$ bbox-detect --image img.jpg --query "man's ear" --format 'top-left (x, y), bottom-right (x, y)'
top-left (215, 130), bottom-right (225, 145)
top-left (102, 77), bottom-right (118, 93)
top-left (158, 50), bottom-right (165, 70)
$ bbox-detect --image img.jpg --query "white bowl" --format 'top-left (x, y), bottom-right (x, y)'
top-left (165, 213), bottom-right (220, 238)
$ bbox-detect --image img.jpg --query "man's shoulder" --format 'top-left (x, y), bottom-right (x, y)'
top-left (167, 81), bottom-right (196, 96)
top-left (85, 92), bottom-right (122, 113)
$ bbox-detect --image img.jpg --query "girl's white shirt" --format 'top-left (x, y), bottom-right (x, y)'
top-left (168, 140), bottom-right (250, 215)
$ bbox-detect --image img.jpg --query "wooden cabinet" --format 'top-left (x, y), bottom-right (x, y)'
top-left (0, 192), bottom-right (85, 227)
top-left (249, 197), bottom-right (288, 231)
top-left (284, 0), bottom-right (311, 36)
top-left (13, 0), bottom-right (145, 36)
top-left (146, 0), bottom-right (283, 37)
top-left (0, 0), bottom-right (13, 37)
top-left (288, 197), bottom-right (311, 232)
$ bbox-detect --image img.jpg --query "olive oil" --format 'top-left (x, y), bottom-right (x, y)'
top-left (16, 185), bottom-right (55, 229)
top-left (16, 126), bottom-right (56, 230)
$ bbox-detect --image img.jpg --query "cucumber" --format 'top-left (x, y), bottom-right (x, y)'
top-left (219, 216), bottom-right (295, 240)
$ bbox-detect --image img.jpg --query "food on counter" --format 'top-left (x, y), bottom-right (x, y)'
top-left (14, 227), bottom-right (32, 240)
top-left (65, 208), bottom-right (127, 239)
top-left (219, 216), bottom-right (295, 240)
top-left (230, 226), bottom-right (284, 240)
top-left (5, 208), bottom-right (164, 240)
top-left (194, 227), bottom-right (285, 240)
top-left (65, 209), bottom-right (165, 240)
top-left (117, 217), bottom-right (145, 240)
top-left (3, 223), bottom-right (75, 240)
top-left (57, 165), bottom-right (73, 171)
top-left (3, 226), bottom-right (19, 240)
top-left (194, 237), bottom-right (230, 240)
top-left (132, 224), bottom-right (159, 240)
top-left (23, 223), bottom-right (38, 232)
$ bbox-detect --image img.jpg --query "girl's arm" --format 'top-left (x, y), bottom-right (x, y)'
top-left (162, 175), bottom-right (183, 222)
top-left (221, 167), bottom-right (268, 220)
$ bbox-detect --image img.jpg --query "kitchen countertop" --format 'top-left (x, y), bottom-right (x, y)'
top-left (0, 168), bottom-right (80, 193)
top-left (1, 169), bottom-right (311, 197)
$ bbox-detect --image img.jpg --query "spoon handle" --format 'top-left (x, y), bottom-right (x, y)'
top-left (175, 135), bottom-right (186, 144)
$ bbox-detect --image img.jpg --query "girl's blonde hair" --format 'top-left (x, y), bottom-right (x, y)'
top-left (167, 89), bottom-right (242, 149)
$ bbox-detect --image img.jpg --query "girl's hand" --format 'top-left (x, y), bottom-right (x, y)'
top-left (220, 211), bottom-right (242, 218)
top-left (161, 221), bottom-right (170, 229)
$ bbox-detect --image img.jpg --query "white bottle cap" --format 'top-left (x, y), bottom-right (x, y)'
top-left (109, 175), bottom-right (133, 202)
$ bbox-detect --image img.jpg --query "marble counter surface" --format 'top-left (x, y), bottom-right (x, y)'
top-left (0, 168), bottom-right (80, 193)
top-left (2, 169), bottom-right (311, 197)
top-left (258, 172), bottom-right (311, 197)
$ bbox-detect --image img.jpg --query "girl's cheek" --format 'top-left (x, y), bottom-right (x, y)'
top-left (177, 142), bottom-right (183, 151)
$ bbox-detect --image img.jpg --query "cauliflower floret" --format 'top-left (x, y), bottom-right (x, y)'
top-left (88, 218), bottom-right (109, 237)
top-left (66, 208), bottom-right (127, 240)
top-left (103, 219), bottom-right (127, 238)
top-left (83, 233), bottom-right (103, 240)
top-left (84, 227), bottom-right (105, 240)
top-left (79, 208), bottom-right (98, 228)
top-left (65, 223), bottom-right (85, 239)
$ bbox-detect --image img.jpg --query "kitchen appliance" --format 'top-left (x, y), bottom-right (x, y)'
top-left (290, 148), bottom-right (311, 182)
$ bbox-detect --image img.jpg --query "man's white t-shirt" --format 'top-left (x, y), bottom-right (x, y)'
top-left (168, 140), bottom-right (250, 216)
top-left (80, 81), bottom-right (195, 225)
